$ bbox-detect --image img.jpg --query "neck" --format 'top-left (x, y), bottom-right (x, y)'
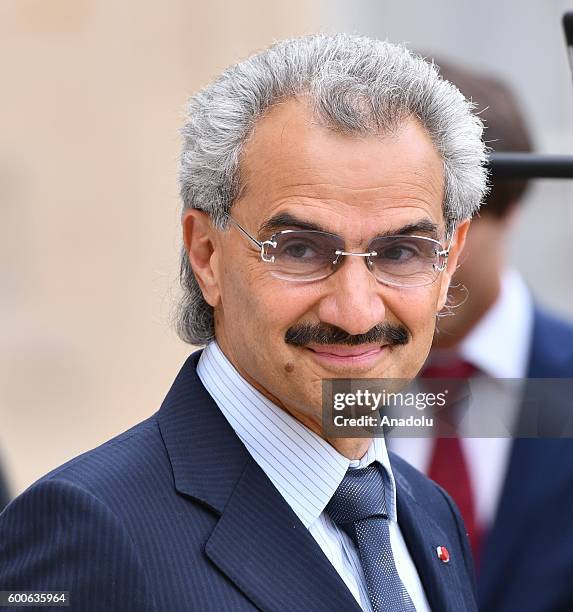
top-left (326, 437), bottom-right (372, 460)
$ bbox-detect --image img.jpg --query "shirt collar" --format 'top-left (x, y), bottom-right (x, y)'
top-left (197, 340), bottom-right (397, 528)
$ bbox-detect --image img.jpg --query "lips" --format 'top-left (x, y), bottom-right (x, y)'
top-left (304, 344), bottom-right (389, 373)
top-left (307, 345), bottom-right (383, 358)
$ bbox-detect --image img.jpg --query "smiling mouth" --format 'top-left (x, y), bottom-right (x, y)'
top-left (305, 344), bottom-right (387, 366)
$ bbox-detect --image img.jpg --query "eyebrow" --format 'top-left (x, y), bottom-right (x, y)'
top-left (259, 212), bottom-right (440, 240)
top-left (259, 213), bottom-right (328, 234)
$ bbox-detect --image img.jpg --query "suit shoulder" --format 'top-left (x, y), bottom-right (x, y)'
top-left (22, 413), bottom-right (169, 506)
top-left (0, 460), bottom-right (159, 610)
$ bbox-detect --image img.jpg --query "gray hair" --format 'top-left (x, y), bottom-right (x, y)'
top-left (176, 33), bottom-right (488, 345)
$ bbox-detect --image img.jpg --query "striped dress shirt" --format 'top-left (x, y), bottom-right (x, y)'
top-left (197, 341), bottom-right (430, 611)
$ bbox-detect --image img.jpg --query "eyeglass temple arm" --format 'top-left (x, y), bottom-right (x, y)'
top-left (226, 215), bottom-right (263, 248)
top-left (437, 224), bottom-right (457, 256)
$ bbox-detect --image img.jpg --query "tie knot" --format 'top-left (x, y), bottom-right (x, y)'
top-left (325, 463), bottom-right (388, 527)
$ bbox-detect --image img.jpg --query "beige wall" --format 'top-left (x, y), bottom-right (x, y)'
top-left (0, 0), bottom-right (319, 495)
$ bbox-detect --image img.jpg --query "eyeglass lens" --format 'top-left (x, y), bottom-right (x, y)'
top-left (266, 230), bottom-right (443, 286)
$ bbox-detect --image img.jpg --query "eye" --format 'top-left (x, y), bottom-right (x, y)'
top-left (378, 242), bottom-right (420, 262)
top-left (282, 240), bottom-right (318, 259)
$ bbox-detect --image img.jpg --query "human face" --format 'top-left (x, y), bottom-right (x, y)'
top-left (184, 98), bottom-right (469, 433)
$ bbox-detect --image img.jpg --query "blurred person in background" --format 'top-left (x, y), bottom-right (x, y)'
top-left (0, 35), bottom-right (489, 611)
top-left (390, 60), bottom-right (573, 612)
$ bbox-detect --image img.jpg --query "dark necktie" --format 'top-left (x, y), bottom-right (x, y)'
top-left (325, 463), bottom-right (416, 611)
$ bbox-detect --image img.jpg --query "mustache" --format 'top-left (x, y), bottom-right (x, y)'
top-left (284, 322), bottom-right (410, 347)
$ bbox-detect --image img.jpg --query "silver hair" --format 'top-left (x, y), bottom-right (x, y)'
top-left (176, 33), bottom-right (488, 345)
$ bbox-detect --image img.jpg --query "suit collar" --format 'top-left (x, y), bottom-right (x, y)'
top-left (157, 351), bottom-right (251, 514)
top-left (157, 351), bottom-right (361, 611)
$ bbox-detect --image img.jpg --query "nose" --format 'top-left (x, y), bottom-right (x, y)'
top-left (317, 255), bottom-right (387, 336)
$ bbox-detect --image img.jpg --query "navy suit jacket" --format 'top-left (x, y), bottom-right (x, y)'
top-left (478, 309), bottom-right (573, 612)
top-left (0, 351), bottom-right (477, 611)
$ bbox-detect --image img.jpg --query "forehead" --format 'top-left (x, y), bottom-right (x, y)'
top-left (236, 97), bottom-right (445, 231)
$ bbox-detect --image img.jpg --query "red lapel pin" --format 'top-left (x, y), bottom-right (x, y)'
top-left (436, 546), bottom-right (450, 563)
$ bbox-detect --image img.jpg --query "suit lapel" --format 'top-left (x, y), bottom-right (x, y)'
top-left (157, 351), bottom-right (361, 612)
top-left (156, 351), bottom-right (251, 512)
top-left (393, 468), bottom-right (469, 612)
top-left (159, 351), bottom-right (477, 611)
top-left (205, 459), bottom-right (362, 612)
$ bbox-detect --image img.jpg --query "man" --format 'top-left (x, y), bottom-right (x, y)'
top-left (390, 61), bottom-right (573, 611)
top-left (0, 35), bottom-right (488, 611)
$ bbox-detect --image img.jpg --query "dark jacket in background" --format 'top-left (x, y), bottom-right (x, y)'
top-left (478, 309), bottom-right (573, 612)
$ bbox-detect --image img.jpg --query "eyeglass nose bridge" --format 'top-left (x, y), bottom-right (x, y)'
top-left (332, 249), bottom-right (378, 266)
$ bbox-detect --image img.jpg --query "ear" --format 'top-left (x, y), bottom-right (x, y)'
top-left (182, 209), bottom-right (221, 307)
top-left (437, 219), bottom-right (471, 312)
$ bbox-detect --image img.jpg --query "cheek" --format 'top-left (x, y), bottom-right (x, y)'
top-left (387, 286), bottom-right (440, 342)
top-left (217, 267), bottom-right (324, 407)
top-left (382, 288), bottom-right (439, 377)
top-left (219, 264), bottom-right (262, 332)
top-left (217, 268), bottom-right (276, 386)
top-left (218, 260), bottom-right (315, 355)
